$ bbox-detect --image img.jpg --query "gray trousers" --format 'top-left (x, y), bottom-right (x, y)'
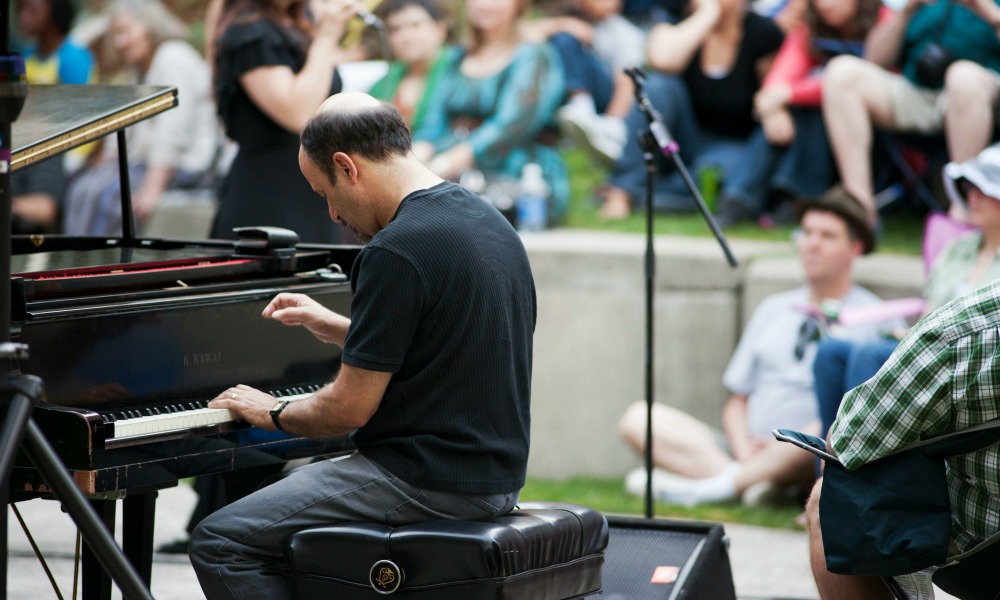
top-left (189, 452), bottom-right (520, 600)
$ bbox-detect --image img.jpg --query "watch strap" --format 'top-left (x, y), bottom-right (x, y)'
top-left (270, 400), bottom-right (290, 431)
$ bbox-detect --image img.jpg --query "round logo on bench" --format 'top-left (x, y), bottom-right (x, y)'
top-left (369, 559), bottom-right (404, 594)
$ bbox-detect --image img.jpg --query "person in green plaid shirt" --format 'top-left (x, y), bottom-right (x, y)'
top-left (807, 279), bottom-right (1000, 599)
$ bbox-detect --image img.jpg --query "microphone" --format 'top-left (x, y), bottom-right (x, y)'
top-left (623, 66), bottom-right (678, 157)
top-left (356, 7), bottom-right (384, 29)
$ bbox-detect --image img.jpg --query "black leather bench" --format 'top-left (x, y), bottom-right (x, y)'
top-left (284, 501), bottom-right (608, 599)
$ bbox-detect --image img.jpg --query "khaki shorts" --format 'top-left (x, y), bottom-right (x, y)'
top-left (887, 66), bottom-right (1000, 134)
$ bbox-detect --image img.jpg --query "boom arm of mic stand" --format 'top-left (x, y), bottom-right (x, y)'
top-left (627, 68), bottom-right (739, 268)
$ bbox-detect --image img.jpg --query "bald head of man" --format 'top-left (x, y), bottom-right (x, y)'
top-left (297, 93), bottom-right (443, 242)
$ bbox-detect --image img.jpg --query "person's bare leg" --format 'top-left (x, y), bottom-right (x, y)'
top-left (806, 480), bottom-right (894, 600)
top-left (618, 401), bottom-right (733, 478)
top-left (731, 422), bottom-right (820, 494)
top-left (599, 186), bottom-right (631, 220)
top-left (605, 71), bottom-right (635, 118)
top-left (822, 55), bottom-right (898, 222)
top-left (944, 60), bottom-right (1000, 163)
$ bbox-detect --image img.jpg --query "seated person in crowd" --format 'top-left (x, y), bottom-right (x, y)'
top-left (17, 0), bottom-right (95, 84)
top-left (721, 0), bottom-right (888, 228)
top-left (17, 0), bottom-right (97, 174)
top-left (823, 0), bottom-right (1000, 226)
top-left (526, 0), bottom-right (644, 166)
top-left (411, 0), bottom-right (568, 223)
top-left (369, 0), bottom-right (452, 132)
top-left (11, 158), bottom-right (66, 234)
top-left (807, 277), bottom-right (1000, 598)
top-left (597, 0), bottom-right (784, 220)
top-left (63, 0), bottom-right (217, 236)
top-left (619, 189), bottom-right (903, 506)
top-left (815, 143), bottom-right (1000, 438)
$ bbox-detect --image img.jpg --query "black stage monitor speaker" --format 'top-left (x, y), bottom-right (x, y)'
top-left (600, 515), bottom-right (737, 600)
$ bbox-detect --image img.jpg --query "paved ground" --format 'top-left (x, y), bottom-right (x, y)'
top-left (5, 484), bottom-right (957, 599)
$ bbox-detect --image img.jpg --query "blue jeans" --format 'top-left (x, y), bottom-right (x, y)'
top-left (608, 73), bottom-right (764, 211)
top-left (190, 452), bottom-right (520, 600)
top-left (726, 109), bottom-right (838, 212)
top-left (814, 337), bottom-right (899, 437)
top-left (548, 33), bottom-right (614, 113)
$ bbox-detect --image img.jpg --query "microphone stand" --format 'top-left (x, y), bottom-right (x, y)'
top-left (623, 67), bottom-right (738, 519)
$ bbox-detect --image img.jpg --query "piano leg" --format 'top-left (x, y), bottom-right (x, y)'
top-left (122, 492), bottom-right (157, 585)
top-left (82, 499), bottom-right (116, 600)
top-left (82, 492), bottom-right (157, 600)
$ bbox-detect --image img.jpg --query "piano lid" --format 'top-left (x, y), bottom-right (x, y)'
top-left (11, 84), bottom-right (177, 171)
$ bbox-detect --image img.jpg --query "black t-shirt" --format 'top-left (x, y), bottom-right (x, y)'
top-left (683, 12), bottom-right (784, 139)
top-left (344, 182), bottom-right (537, 494)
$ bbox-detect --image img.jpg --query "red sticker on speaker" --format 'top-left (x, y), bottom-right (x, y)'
top-left (650, 566), bottom-right (679, 584)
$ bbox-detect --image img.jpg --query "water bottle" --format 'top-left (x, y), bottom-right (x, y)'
top-left (516, 163), bottom-right (549, 232)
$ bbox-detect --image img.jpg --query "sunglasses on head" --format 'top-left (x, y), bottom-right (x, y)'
top-left (794, 317), bottom-right (821, 362)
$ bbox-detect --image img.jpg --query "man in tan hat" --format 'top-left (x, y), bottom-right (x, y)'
top-left (618, 187), bottom-right (897, 506)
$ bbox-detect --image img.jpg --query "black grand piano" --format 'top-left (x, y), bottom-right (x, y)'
top-left (5, 85), bottom-right (359, 598)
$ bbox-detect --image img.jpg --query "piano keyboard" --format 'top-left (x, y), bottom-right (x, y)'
top-left (103, 384), bottom-right (323, 442)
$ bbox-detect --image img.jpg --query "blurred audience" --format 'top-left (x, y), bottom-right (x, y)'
top-left (369, 0), bottom-right (452, 131)
top-left (719, 0), bottom-right (889, 227)
top-left (597, 0), bottom-right (784, 220)
top-left (411, 0), bottom-right (568, 222)
top-left (529, 0), bottom-right (643, 167)
top-left (11, 158), bottom-right (66, 234)
top-left (17, 0), bottom-right (95, 84)
top-left (823, 0), bottom-right (1000, 226)
top-left (210, 0), bottom-right (353, 243)
top-left (63, 0), bottom-right (218, 236)
top-left (618, 189), bottom-right (899, 506)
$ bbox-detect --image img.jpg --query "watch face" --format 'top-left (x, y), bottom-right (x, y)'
top-left (270, 400), bottom-right (286, 413)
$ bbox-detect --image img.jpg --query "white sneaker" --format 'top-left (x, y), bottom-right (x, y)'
top-left (741, 480), bottom-right (779, 507)
top-left (557, 103), bottom-right (626, 167)
top-left (624, 466), bottom-right (705, 508)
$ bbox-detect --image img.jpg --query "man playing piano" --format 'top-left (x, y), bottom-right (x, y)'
top-left (189, 93), bottom-right (537, 600)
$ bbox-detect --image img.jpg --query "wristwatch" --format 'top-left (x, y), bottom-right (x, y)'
top-left (269, 399), bottom-right (290, 431)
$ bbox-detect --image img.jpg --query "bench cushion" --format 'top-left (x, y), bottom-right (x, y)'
top-left (284, 501), bottom-right (608, 599)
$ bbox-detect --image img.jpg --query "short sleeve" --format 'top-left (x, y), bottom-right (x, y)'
top-left (748, 13), bottom-right (785, 60)
top-left (831, 316), bottom-right (956, 469)
top-left (215, 20), bottom-right (303, 119)
top-left (342, 247), bottom-right (424, 372)
top-left (722, 300), bottom-right (772, 395)
top-left (216, 20), bottom-right (304, 79)
top-left (56, 43), bottom-right (95, 84)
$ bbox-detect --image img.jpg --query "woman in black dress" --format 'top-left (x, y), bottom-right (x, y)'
top-left (211, 0), bottom-right (355, 243)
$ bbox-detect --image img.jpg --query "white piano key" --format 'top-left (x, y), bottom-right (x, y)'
top-left (108, 392), bottom-right (313, 440)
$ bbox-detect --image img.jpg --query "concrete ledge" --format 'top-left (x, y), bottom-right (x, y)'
top-left (140, 190), bottom-right (217, 240)
top-left (521, 229), bottom-right (923, 479)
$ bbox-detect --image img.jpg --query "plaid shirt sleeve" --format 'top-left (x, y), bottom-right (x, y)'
top-left (830, 281), bottom-right (1000, 550)
top-left (830, 311), bottom-right (956, 470)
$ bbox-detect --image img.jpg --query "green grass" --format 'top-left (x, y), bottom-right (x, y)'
top-left (521, 477), bottom-right (804, 530)
top-left (560, 148), bottom-right (926, 256)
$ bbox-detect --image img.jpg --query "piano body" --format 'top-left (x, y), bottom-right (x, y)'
top-left (4, 85), bottom-right (360, 598)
